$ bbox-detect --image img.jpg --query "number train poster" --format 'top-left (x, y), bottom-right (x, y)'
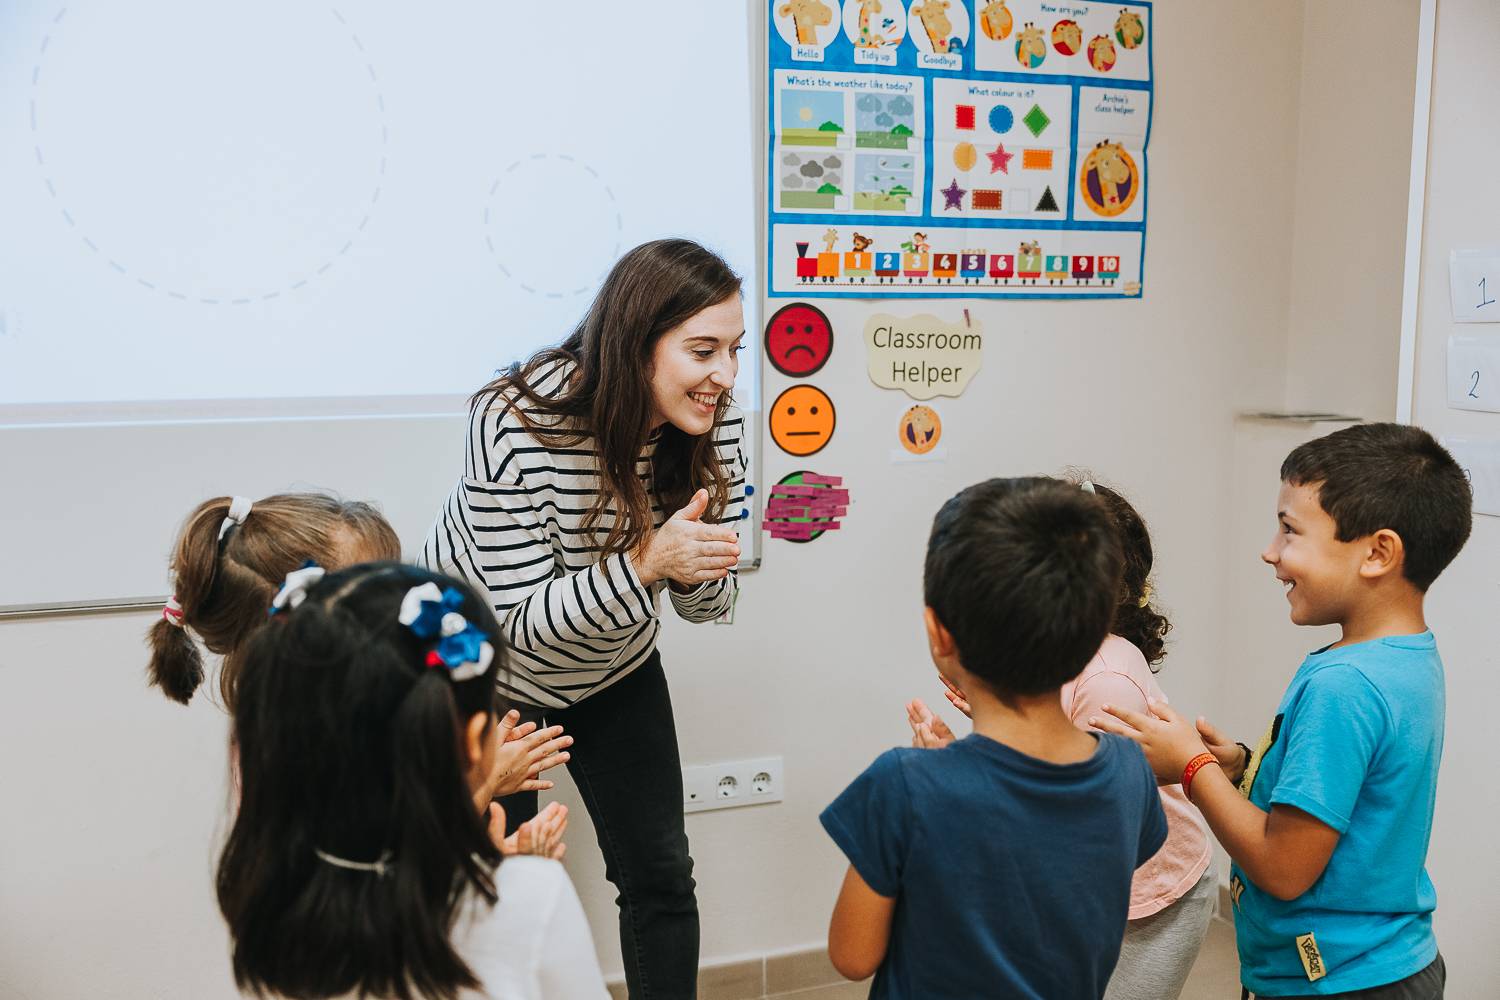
top-left (768, 0), bottom-right (1153, 299)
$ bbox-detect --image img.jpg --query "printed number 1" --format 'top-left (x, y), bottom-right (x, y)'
top-left (1470, 370), bottom-right (1481, 399)
top-left (1480, 276), bottom-right (1496, 310)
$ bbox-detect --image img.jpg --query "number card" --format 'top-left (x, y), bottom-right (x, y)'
top-left (1447, 333), bottom-right (1500, 413)
top-left (1441, 437), bottom-right (1500, 518)
top-left (1449, 249), bottom-right (1500, 323)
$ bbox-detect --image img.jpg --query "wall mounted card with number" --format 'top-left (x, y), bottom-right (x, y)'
top-left (1449, 249), bottom-right (1500, 323)
top-left (1441, 437), bottom-right (1500, 518)
top-left (1447, 333), bottom-right (1500, 413)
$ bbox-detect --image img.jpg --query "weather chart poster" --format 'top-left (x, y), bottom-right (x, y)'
top-left (768, 0), bottom-right (1153, 299)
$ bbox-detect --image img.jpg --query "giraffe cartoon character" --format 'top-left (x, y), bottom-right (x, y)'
top-left (1115, 8), bottom-right (1144, 49)
top-left (1080, 139), bottom-right (1138, 216)
top-left (1088, 33), bottom-right (1117, 72)
top-left (779, 0), bottom-right (834, 46)
top-left (979, 0), bottom-right (1013, 40)
top-left (1015, 22), bottom-right (1046, 68)
top-left (854, 0), bottom-right (886, 47)
top-left (911, 1), bottom-right (954, 53)
top-left (1051, 19), bottom-right (1082, 56)
top-left (821, 228), bottom-right (840, 254)
top-left (851, 232), bottom-right (874, 252)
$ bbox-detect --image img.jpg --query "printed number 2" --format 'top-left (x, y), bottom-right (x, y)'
top-left (1480, 276), bottom-right (1496, 310)
top-left (1470, 370), bottom-right (1481, 399)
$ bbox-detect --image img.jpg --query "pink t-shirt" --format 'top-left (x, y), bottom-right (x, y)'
top-left (1060, 634), bottom-right (1212, 919)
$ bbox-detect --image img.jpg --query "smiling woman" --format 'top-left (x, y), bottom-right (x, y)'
top-left (421, 238), bottom-right (748, 998)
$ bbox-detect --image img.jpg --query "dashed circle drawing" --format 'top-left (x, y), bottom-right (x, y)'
top-left (28, 5), bottom-right (388, 305)
top-left (484, 154), bottom-right (623, 299)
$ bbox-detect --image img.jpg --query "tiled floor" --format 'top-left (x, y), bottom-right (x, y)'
top-left (605, 916), bottom-right (1241, 998)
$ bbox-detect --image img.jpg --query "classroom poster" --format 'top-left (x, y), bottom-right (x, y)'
top-left (768, 0), bottom-right (1153, 299)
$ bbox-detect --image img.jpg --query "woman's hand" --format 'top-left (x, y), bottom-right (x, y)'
top-left (485, 801), bottom-right (569, 861)
top-left (906, 698), bottom-right (957, 749)
top-left (633, 488), bottom-right (740, 587)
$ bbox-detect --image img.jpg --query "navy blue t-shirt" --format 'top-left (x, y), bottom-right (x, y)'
top-left (820, 733), bottom-right (1167, 1000)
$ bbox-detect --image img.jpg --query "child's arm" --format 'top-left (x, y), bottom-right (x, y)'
top-left (1092, 701), bottom-right (1339, 900)
top-left (828, 865), bottom-right (897, 981)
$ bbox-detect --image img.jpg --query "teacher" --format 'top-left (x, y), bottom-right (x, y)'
top-left (422, 238), bottom-right (746, 999)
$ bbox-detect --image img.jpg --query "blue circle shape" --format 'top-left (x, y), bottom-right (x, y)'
top-left (988, 104), bottom-right (1014, 134)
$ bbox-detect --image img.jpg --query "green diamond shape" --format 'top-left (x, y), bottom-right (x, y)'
top-left (1022, 104), bottom-right (1051, 137)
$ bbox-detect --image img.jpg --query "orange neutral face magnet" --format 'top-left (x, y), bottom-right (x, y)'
top-left (769, 385), bottom-right (836, 456)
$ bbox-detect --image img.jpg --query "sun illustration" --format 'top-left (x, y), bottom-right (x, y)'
top-left (799, 106), bottom-right (813, 122)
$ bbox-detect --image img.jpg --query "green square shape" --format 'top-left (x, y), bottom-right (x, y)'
top-left (1022, 104), bottom-right (1051, 138)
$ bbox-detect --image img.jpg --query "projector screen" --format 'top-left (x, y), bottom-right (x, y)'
top-left (0, 0), bottom-right (763, 610)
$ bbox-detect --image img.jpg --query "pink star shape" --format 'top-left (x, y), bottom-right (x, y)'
top-left (987, 143), bottom-right (1014, 174)
top-left (941, 178), bottom-right (966, 210)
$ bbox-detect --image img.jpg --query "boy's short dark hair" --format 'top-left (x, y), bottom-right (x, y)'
top-left (1281, 422), bottom-right (1472, 591)
top-left (924, 477), bottom-right (1123, 698)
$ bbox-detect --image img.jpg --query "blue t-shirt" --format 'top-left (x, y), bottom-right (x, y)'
top-left (1232, 632), bottom-right (1444, 995)
top-left (820, 732), bottom-right (1166, 1000)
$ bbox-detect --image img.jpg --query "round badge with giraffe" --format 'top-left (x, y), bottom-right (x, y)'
top-left (1078, 140), bottom-right (1140, 217)
top-left (898, 405), bottom-right (942, 455)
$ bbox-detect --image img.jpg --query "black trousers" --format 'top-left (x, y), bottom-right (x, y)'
top-left (501, 650), bottom-right (699, 999)
top-left (1243, 953), bottom-right (1445, 999)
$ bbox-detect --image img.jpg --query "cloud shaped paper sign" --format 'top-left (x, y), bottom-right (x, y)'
top-left (864, 312), bottom-right (984, 399)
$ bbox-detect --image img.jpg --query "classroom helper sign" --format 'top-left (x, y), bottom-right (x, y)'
top-left (865, 311), bottom-right (982, 399)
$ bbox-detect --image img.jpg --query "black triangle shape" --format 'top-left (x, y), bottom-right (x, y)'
top-left (1035, 186), bottom-right (1059, 212)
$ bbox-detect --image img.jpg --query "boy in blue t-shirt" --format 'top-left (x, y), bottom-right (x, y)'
top-left (820, 477), bottom-right (1168, 999)
top-left (1095, 423), bottom-right (1471, 997)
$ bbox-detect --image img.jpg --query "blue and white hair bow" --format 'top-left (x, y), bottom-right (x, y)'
top-left (398, 583), bottom-right (494, 681)
top-left (270, 562), bottom-right (326, 614)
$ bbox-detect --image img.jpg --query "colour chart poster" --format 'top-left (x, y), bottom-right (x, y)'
top-left (768, 1), bottom-right (1152, 299)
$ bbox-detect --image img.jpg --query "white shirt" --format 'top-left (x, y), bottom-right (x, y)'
top-left (447, 856), bottom-right (608, 1000)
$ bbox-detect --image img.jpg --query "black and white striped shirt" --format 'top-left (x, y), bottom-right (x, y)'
top-left (421, 360), bottom-right (746, 709)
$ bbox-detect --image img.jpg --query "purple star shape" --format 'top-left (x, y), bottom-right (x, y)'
top-left (987, 143), bottom-right (1014, 174)
top-left (941, 178), bottom-right (966, 210)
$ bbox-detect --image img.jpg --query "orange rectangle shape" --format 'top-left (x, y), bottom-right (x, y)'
top-left (1022, 148), bottom-right (1054, 170)
top-left (972, 189), bottom-right (1003, 210)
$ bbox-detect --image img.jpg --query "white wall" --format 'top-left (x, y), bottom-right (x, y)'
top-left (1404, 0), bottom-right (1500, 992)
top-left (8, 0), bottom-right (1447, 994)
top-left (1282, 0), bottom-right (1418, 423)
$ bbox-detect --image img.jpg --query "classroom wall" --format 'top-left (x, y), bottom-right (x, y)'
top-left (1281, 0), bottom-right (1418, 423)
top-left (0, 1), bottom-right (1385, 994)
top-left (1405, 0), bottom-right (1500, 992)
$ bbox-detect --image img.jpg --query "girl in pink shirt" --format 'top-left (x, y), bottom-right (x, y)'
top-left (909, 479), bottom-right (1215, 1000)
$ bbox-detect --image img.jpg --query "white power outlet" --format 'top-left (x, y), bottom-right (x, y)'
top-left (682, 756), bottom-right (784, 814)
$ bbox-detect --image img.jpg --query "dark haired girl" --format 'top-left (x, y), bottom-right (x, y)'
top-left (422, 238), bottom-right (747, 997)
top-left (219, 562), bottom-right (606, 999)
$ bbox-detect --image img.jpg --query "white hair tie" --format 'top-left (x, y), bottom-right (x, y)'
top-left (218, 495), bottom-right (254, 540)
top-left (1080, 480), bottom-right (1097, 494)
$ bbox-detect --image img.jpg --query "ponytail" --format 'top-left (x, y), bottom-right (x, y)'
top-left (145, 493), bottom-right (401, 708)
top-left (220, 562), bottom-right (505, 1000)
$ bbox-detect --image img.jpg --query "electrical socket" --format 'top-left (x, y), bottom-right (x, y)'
top-left (682, 756), bottom-right (783, 814)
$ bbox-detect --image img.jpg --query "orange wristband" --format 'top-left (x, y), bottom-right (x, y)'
top-left (1181, 751), bottom-right (1218, 801)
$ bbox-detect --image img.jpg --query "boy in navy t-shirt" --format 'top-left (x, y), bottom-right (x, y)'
top-left (1096, 423), bottom-right (1470, 997)
top-left (820, 477), bottom-right (1167, 999)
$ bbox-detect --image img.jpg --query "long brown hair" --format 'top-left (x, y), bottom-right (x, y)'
top-left (1066, 474), bottom-right (1173, 667)
top-left (474, 238), bottom-right (743, 557)
top-left (146, 493), bottom-right (401, 708)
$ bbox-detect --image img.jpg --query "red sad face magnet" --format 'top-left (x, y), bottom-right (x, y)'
top-left (765, 302), bottom-right (833, 377)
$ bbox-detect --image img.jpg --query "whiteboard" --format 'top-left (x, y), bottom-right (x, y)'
top-left (0, 0), bottom-right (764, 612)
